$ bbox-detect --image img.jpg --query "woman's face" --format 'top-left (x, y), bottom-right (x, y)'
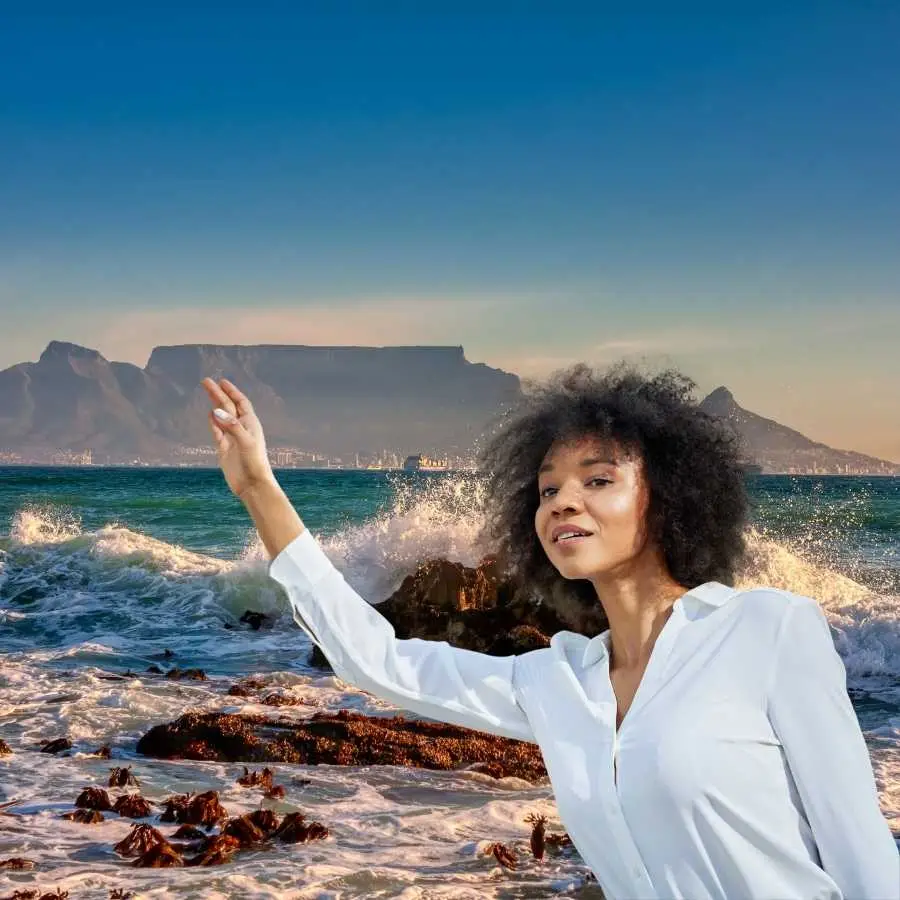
top-left (534, 435), bottom-right (652, 581)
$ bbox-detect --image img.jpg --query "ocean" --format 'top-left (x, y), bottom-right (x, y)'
top-left (1, 468), bottom-right (898, 899)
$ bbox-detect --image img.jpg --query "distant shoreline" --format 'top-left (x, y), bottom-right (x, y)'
top-left (0, 464), bottom-right (896, 478)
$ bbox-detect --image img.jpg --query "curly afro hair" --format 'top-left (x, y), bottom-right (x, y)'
top-left (476, 363), bottom-right (749, 626)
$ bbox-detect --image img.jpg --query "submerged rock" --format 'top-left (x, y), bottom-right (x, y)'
top-left (75, 787), bottom-right (113, 810)
top-left (239, 610), bottom-right (272, 630)
top-left (112, 794), bottom-right (154, 818)
top-left (170, 824), bottom-right (207, 842)
top-left (0, 740), bottom-right (12, 755)
top-left (39, 737), bottom-right (72, 754)
top-left (137, 709), bottom-right (546, 781)
top-left (108, 766), bottom-right (139, 787)
top-left (186, 833), bottom-right (241, 866)
top-left (221, 814), bottom-right (267, 846)
top-left (272, 812), bottom-right (328, 844)
top-left (62, 808), bottom-right (105, 824)
top-left (484, 841), bottom-right (517, 870)
top-left (158, 790), bottom-right (227, 828)
top-left (114, 824), bottom-right (167, 857)
top-left (0, 858), bottom-right (36, 870)
top-left (164, 667), bottom-right (207, 681)
top-left (132, 841), bottom-right (184, 868)
top-left (247, 809), bottom-right (279, 835)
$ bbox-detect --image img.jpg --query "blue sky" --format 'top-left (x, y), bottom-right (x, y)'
top-left (1, 3), bottom-right (898, 459)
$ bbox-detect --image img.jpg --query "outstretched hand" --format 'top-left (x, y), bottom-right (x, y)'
top-left (200, 378), bottom-right (275, 499)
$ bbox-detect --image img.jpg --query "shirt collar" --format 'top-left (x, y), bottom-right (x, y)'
top-left (580, 581), bottom-right (736, 669)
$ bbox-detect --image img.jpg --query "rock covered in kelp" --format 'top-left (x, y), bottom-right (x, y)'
top-left (112, 794), bottom-right (153, 818)
top-left (272, 812), bottom-right (329, 844)
top-left (158, 790), bottom-right (226, 828)
top-left (132, 841), bottom-right (184, 868)
top-left (483, 842), bottom-right (517, 870)
top-left (137, 709), bottom-right (547, 781)
top-left (375, 554), bottom-right (607, 655)
top-left (114, 824), bottom-right (167, 857)
top-left (170, 824), bottom-right (207, 841)
top-left (247, 809), bottom-right (279, 835)
top-left (0, 858), bottom-right (36, 869)
top-left (236, 766), bottom-right (274, 789)
top-left (525, 812), bottom-right (546, 860)
top-left (164, 667), bottom-right (207, 681)
top-left (90, 745), bottom-right (112, 759)
top-left (221, 814), bottom-right (267, 846)
top-left (62, 808), bottom-right (105, 824)
top-left (0, 739), bottom-right (12, 755)
top-left (75, 787), bottom-right (113, 810)
top-left (108, 766), bottom-right (139, 787)
top-left (186, 834), bottom-right (241, 866)
top-left (108, 890), bottom-right (135, 899)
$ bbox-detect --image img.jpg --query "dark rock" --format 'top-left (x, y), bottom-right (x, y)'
top-left (227, 678), bottom-right (267, 697)
top-left (137, 709), bottom-right (546, 781)
top-left (272, 812), bottom-right (328, 844)
top-left (525, 812), bottom-right (546, 860)
top-left (376, 555), bottom-right (606, 655)
top-left (62, 808), bottom-right (105, 824)
top-left (91, 745), bottom-right (112, 759)
top-left (247, 809), bottom-right (279, 835)
top-left (165, 667), bottom-right (207, 681)
top-left (39, 738), bottom-right (72, 754)
top-left (164, 790), bottom-right (226, 828)
top-left (108, 890), bottom-right (135, 899)
top-left (308, 645), bottom-right (333, 671)
top-left (112, 794), bottom-right (153, 818)
top-left (0, 739), bottom-right (11, 755)
top-left (108, 766), bottom-right (139, 787)
top-left (132, 842), bottom-right (184, 868)
top-left (114, 824), bottom-right (166, 857)
top-left (146, 665), bottom-right (164, 675)
top-left (185, 834), bottom-right (240, 866)
top-left (236, 766), bottom-right (274, 790)
top-left (0, 858), bottom-right (36, 869)
top-left (239, 610), bottom-right (272, 630)
top-left (264, 785), bottom-right (286, 799)
top-left (170, 824), bottom-right (207, 841)
top-left (158, 793), bottom-right (192, 823)
top-left (75, 787), bottom-right (113, 810)
top-left (484, 841), bottom-right (517, 870)
top-left (546, 831), bottom-right (573, 849)
top-left (222, 814), bottom-right (266, 846)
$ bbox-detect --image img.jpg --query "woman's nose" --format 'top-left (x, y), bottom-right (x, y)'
top-left (550, 483), bottom-right (583, 513)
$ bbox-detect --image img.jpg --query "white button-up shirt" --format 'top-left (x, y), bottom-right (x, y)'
top-left (269, 529), bottom-right (899, 900)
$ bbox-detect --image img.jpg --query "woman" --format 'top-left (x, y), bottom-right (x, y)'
top-left (201, 366), bottom-right (898, 899)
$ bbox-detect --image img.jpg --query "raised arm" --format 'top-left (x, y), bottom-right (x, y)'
top-left (766, 596), bottom-right (899, 897)
top-left (201, 377), bottom-right (534, 742)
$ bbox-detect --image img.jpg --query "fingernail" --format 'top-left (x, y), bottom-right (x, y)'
top-left (213, 408), bottom-right (236, 423)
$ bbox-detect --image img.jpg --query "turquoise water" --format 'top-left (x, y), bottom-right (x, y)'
top-left (0, 468), bottom-right (897, 897)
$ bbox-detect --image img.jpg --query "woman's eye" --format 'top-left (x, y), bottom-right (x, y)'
top-left (588, 477), bottom-right (611, 487)
top-left (539, 486), bottom-right (557, 498)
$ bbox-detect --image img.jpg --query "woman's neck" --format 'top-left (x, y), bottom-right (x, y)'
top-left (591, 558), bottom-right (687, 670)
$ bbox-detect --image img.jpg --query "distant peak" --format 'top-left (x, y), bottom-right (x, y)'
top-left (700, 386), bottom-right (739, 415)
top-left (39, 341), bottom-right (106, 363)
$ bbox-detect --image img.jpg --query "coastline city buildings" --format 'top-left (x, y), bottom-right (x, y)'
top-left (0, 444), bottom-right (896, 475)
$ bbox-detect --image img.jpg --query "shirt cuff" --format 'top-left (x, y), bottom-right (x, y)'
top-left (268, 528), bottom-right (335, 591)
